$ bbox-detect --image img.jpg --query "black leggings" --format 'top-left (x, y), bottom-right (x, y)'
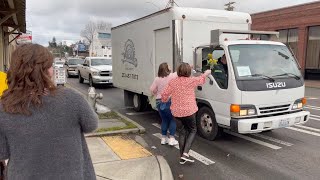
top-left (175, 114), bottom-right (197, 156)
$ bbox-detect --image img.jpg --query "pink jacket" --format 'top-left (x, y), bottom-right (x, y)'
top-left (161, 73), bottom-right (209, 117)
top-left (150, 72), bottom-right (177, 99)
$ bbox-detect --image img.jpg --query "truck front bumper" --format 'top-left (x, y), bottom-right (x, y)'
top-left (230, 111), bottom-right (310, 134)
top-left (92, 76), bottom-right (113, 84)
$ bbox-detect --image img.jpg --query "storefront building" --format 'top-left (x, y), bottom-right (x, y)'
top-left (252, 1), bottom-right (320, 79)
top-left (0, 0), bottom-right (26, 72)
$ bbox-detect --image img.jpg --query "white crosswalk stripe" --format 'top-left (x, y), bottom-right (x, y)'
top-left (250, 133), bottom-right (293, 146)
top-left (286, 127), bottom-right (320, 137)
top-left (294, 125), bottom-right (320, 133)
top-left (224, 130), bottom-right (282, 150)
top-left (153, 133), bottom-right (215, 165)
top-left (152, 123), bottom-right (288, 150)
top-left (305, 105), bottom-right (320, 111)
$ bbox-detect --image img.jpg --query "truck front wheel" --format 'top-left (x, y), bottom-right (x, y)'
top-left (196, 106), bottom-right (222, 140)
top-left (133, 93), bottom-right (147, 112)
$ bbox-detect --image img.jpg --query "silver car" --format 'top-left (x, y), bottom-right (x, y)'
top-left (64, 58), bottom-right (85, 78)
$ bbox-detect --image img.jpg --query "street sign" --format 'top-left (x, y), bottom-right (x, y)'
top-left (53, 67), bottom-right (66, 86)
top-left (16, 31), bottom-right (32, 44)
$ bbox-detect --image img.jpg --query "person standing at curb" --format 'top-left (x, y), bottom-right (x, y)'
top-left (150, 62), bottom-right (179, 146)
top-left (0, 44), bottom-right (98, 180)
top-left (0, 71), bottom-right (7, 180)
top-left (161, 62), bottom-right (211, 164)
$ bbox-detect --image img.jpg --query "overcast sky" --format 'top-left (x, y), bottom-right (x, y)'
top-left (26, 0), bottom-right (318, 46)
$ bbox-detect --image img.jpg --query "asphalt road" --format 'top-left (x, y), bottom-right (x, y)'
top-left (67, 77), bottom-right (320, 180)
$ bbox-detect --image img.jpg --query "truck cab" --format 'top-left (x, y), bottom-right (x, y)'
top-left (193, 30), bottom-right (310, 140)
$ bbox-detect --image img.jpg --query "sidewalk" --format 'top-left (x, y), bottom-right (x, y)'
top-left (305, 80), bottom-right (320, 89)
top-left (86, 136), bottom-right (173, 180)
top-left (66, 84), bottom-right (173, 180)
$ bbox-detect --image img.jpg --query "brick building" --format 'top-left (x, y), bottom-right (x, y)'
top-left (251, 1), bottom-right (320, 79)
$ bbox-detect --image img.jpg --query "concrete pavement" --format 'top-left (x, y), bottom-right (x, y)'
top-left (87, 136), bottom-right (173, 180)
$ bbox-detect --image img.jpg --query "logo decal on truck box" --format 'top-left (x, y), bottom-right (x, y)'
top-left (122, 39), bottom-right (138, 68)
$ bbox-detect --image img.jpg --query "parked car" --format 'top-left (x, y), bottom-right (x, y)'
top-left (78, 57), bottom-right (112, 87)
top-left (53, 61), bottom-right (64, 69)
top-left (64, 58), bottom-right (85, 77)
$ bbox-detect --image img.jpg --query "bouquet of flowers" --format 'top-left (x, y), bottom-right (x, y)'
top-left (207, 53), bottom-right (218, 69)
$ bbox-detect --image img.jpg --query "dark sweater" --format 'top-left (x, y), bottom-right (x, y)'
top-left (0, 88), bottom-right (98, 180)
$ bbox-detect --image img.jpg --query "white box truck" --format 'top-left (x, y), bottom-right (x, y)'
top-left (112, 7), bottom-right (310, 140)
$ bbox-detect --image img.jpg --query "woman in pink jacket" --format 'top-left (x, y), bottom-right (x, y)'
top-left (162, 63), bottom-right (211, 164)
top-left (150, 63), bottom-right (178, 146)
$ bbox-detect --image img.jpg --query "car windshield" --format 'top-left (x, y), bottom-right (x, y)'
top-left (55, 61), bottom-right (64, 65)
top-left (228, 44), bottom-right (301, 80)
top-left (68, 59), bottom-right (84, 65)
top-left (91, 59), bottom-right (112, 66)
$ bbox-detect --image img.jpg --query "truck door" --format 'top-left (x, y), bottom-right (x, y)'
top-left (155, 28), bottom-right (173, 74)
top-left (195, 46), bottom-right (233, 127)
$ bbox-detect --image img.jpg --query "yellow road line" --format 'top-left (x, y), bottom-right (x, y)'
top-left (102, 136), bottom-right (152, 160)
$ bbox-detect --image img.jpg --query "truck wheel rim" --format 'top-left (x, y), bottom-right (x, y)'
top-left (200, 113), bottom-right (213, 133)
top-left (133, 94), bottom-right (139, 108)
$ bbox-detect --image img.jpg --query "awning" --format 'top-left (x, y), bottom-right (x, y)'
top-left (0, 0), bottom-right (26, 33)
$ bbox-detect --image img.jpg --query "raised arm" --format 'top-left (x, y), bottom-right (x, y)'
top-left (161, 82), bottom-right (173, 103)
top-left (190, 70), bottom-right (211, 87)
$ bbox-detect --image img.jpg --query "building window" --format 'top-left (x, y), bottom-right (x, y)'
top-left (306, 26), bottom-right (320, 69)
top-left (278, 28), bottom-right (298, 57)
top-left (98, 33), bottom-right (111, 39)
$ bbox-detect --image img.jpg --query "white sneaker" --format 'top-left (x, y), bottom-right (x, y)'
top-left (161, 137), bottom-right (168, 145)
top-left (168, 137), bottom-right (179, 146)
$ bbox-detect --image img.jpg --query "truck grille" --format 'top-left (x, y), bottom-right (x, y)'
top-left (100, 71), bottom-right (112, 77)
top-left (259, 104), bottom-right (290, 114)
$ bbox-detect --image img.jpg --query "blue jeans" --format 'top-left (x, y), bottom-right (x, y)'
top-left (156, 99), bottom-right (176, 136)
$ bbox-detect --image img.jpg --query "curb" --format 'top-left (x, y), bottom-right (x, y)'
top-left (305, 85), bottom-right (320, 89)
top-left (156, 156), bottom-right (174, 180)
top-left (85, 128), bottom-right (140, 137)
top-left (113, 110), bottom-right (146, 133)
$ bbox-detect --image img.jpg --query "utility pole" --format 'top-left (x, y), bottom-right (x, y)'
top-left (224, 2), bottom-right (236, 11)
top-left (165, 0), bottom-right (178, 8)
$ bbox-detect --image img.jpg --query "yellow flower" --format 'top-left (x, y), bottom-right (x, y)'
top-left (208, 58), bottom-right (218, 65)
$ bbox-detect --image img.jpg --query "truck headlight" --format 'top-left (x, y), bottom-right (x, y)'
top-left (292, 98), bottom-right (306, 110)
top-left (92, 71), bottom-right (99, 76)
top-left (231, 104), bottom-right (257, 118)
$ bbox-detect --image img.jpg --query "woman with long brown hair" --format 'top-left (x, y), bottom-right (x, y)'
top-left (0, 44), bottom-right (98, 179)
top-left (150, 62), bottom-right (178, 146)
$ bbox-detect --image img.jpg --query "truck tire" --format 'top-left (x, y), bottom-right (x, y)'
top-left (133, 93), bottom-right (147, 112)
top-left (78, 71), bottom-right (84, 83)
top-left (89, 75), bottom-right (94, 87)
top-left (196, 106), bottom-right (222, 140)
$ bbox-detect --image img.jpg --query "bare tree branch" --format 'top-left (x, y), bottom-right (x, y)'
top-left (80, 20), bottom-right (112, 46)
top-left (80, 20), bottom-right (96, 46)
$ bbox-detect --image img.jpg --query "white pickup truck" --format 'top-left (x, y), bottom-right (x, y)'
top-left (78, 57), bottom-right (113, 87)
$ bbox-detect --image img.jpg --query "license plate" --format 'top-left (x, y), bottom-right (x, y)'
top-left (279, 119), bottom-right (290, 128)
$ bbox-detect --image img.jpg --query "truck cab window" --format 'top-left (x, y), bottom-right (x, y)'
top-left (201, 47), bottom-right (228, 89)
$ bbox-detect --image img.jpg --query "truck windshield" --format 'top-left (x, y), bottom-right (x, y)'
top-left (91, 59), bottom-right (112, 66)
top-left (228, 44), bottom-right (301, 80)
